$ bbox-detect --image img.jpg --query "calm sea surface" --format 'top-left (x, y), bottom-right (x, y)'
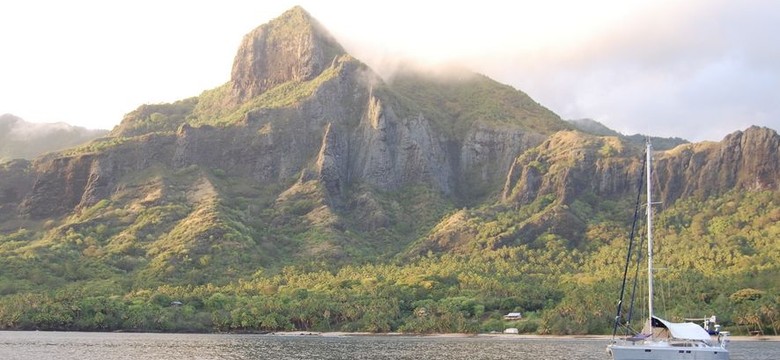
top-left (0, 331), bottom-right (776, 360)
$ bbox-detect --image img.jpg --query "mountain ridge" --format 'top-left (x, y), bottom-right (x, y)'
top-left (0, 114), bottom-right (108, 162)
top-left (2, 5), bottom-right (778, 271)
top-left (0, 6), bottom-right (778, 335)
top-left (567, 118), bottom-right (688, 151)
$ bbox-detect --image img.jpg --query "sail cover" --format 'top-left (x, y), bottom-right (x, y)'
top-left (652, 316), bottom-right (712, 341)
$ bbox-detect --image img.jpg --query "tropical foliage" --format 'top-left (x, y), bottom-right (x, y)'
top-left (1, 185), bottom-right (777, 335)
top-left (2, 6), bottom-right (777, 337)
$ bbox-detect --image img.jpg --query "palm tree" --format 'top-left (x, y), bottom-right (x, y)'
top-left (759, 303), bottom-right (778, 336)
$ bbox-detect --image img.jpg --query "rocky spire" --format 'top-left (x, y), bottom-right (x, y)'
top-left (230, 6), bottom-right (347, 104)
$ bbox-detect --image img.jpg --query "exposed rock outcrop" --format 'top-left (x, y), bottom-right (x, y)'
top-left (0, 160), bottom-right (34, 225)
top-left (502, 131), bottom-right (640, 205)
top-left (655, 126), bottom-right (780, 204)
top-left (317, 122), bottom-right (347, 200)
top-left (352, 94), bottom-right (453, 193)
top-left (230, 6), bottom-right (346, 103)
top-left (460, 123), bottom-right (546, 199)
top-left (2, 7), bottom-right (778, 272)
top-left (502, 126), bottom-right (780, 209)
top-left (411, 126), bottom-right (780, 255)
top-left (18, 134), bottom-right (177, 219)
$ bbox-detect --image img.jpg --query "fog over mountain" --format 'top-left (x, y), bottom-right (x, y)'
top-left (0, 6), bottom-right (777, 336)
top-left (1, 0), bottom-right (778, 142)
top-left (0, 114), bottom-right (108, 161)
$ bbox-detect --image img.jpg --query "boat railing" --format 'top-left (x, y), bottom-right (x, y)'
top-left (717, 332), bottom-right (730, 349)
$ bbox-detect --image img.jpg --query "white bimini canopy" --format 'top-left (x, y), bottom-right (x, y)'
top-left (652, 316), bottom-right (712, 341)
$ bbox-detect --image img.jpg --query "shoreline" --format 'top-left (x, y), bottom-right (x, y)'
top-left (6, 329), bottom-right (777, 341)
top-left (270, 331), bottom-right (780, 342)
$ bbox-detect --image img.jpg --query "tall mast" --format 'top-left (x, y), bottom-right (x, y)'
top-left (646, 141), bottom-right (654, 322)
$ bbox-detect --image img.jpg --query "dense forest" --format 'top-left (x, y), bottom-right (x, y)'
top-left (0, 6), bottom-right (777, 336)
top-left (1, 188), bottom-right (777, 335)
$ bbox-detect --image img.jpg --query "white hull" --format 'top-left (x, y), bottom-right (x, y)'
top-left (608, 343), bottom-right (729, 360)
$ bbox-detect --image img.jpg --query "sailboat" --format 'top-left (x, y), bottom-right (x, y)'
top-left (606, 141), bottom-right (730, 360)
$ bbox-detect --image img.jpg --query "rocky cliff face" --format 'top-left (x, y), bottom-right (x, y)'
top-left (0, 160), bottom-right (33, 226)
top-left (18, 134), bottom-right (177, 219)
top-left (655, 126), bottom-right (780, 204)
top-left (414, 126), bottom-right (780, 255)
top-left (502, 131), bottom-right (641, 205)
top-left (350, 93), bottom-right (453, 193)
top-left (1, 7), bottom-right (778, 272)
top-left (460, 123), bottom-right (547, 199)
top-left (502, 126), bottom-right (780, 209)
top-left (230, 6), bottom-right (346, 104)
top-left (5, 6), bottom-right (564, 224)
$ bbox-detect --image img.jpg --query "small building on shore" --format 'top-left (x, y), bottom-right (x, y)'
top-left (504, 312), bottom-right (522, 320)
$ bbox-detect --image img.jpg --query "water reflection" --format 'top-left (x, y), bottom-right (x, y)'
top-left (0, 332), bottom-right (775, 360)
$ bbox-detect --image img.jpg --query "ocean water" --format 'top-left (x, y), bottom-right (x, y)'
top-left (0, 331), bottom-right (775, 360)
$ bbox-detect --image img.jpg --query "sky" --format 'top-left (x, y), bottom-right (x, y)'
top-left (1, 0), bottom-right (778, 142)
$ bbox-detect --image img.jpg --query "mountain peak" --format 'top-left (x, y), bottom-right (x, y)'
top-left (229, 6), bottom-right (347, 104)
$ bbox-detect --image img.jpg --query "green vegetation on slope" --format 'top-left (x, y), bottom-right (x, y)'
top-left (191, 58), bottom-right (348, 127)
top-left (2, 4), bottom-right (776, 336)
top-left (388, 71), bottom-right (570, 139)
top-left (102, 55), bottom-right (353, 142)
top-left (110, 98), bottom-right (198, 138)
top-left (0, 187), bottom-right (777, 335)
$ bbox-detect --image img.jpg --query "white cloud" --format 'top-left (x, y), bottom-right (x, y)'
top-left (1, 0), bottom-right (778, 142)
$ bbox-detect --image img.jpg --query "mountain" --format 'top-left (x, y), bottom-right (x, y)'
top-left (567, 118), bottom-right (620, 137)
top-left (412, 126), bottom-right (779, 254)
top-left (3, 7), bottom-right (570, 237)
top-left (0, 114), bottom-right (108, 162)
top-left (568, 118), bottom-right (688, 150)
top-left (0, 7), bottom-right (778, 335)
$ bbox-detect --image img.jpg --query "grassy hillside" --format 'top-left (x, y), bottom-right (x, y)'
top-left (1, 111), bottom-right (777, 335)
top-left (1, 174), bottom-right (777, 334)
top-left (388, 70), bottom-right (570, 139)
top-left (2, 5), bottom-right (776, 336)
